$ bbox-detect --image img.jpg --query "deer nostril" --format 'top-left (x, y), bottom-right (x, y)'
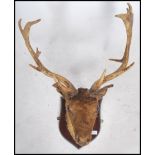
top-left (78, 137), bottom-right (90, 144)
top-left (75, 135), bottom-right (79, 141)
top-left (87, 137), bottom-right (91, 142)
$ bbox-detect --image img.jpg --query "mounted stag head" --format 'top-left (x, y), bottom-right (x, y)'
top-left (18, 3), bottom-right (134, 147)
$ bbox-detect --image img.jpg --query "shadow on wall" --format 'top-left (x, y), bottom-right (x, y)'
top-left (43, 2), bottom-right (116, 87)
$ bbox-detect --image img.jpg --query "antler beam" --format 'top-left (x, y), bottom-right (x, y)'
top-left (18, 19), bottom-right (77, 97)
top-left (90, 3), bottom-right (134, 92)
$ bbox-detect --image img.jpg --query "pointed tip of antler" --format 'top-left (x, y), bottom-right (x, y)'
top-left (29, 64), bottom-right (41, 71)
top-left (122, 62), bottom-right (134, 72)
top-left (109, 58), bottom-right (123, 63)
top-left (36, 48), bottom-right (41, 58)
top-left (97, 69), bottom-right (106, 86)
top-left (115, 13), bottom-right (125, 20)
top-left (115, 3), bottom-right (132, 19)
top-left (28, 19), bottom-right (41, 26)
top-left (127, 3), bottom-right (132, 11)
top-left (35, 19), bottom-right (41, 23)
top-left (106, 84), bottom-right (114, 88)
top-left (18, 18), bottom-right (41, 24)
top-left (18, 18), bottom-right (22, 23)
top-left (126, 62), bottom-right (135, 70)
top-left (90, 69), bottom-right (106, 91)
top-left (18, 18), bottom-right (24, 33)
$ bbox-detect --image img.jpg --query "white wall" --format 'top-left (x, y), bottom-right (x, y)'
top-left (15, 1), bottom-right (140, 154)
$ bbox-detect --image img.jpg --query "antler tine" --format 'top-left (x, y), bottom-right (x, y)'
top-left (90, 3), bottom-right (134, 92)
top-left (18, 19), bottom-right (77, 96)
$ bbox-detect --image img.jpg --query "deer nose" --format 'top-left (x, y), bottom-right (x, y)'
top-left (77, 136), bottom-right (91, 146)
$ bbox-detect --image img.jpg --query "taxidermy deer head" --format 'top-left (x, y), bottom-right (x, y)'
top-left (18, 3), bottom-right (134, 147)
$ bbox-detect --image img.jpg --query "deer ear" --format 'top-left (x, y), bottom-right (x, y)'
top-left (97, 88), bottom-right (108, 97)
top-left (91, 84), bottom-right (114, 99)
top-left (53, 82), bottom-right (77, 99)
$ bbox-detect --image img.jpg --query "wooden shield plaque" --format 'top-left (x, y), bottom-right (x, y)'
top-left (58, 97), bottom-right (102, 148)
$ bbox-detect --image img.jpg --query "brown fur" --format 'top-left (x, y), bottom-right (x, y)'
top-left (65, 88), bottom-right (99, 146)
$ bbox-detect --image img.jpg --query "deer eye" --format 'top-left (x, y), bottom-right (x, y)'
top-left (66, 106), bottom-right (69, 112)
top-left (92, 110), bottom-right (98, 115)
top-left (91, 106), bottom-right (99, 114)
top-left (66, 106), bottom-right (73, 113)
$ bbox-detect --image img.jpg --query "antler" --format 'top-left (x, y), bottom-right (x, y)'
top-left (18, 19), bottom-right (77, 98)
top-left (90, 3), bottom-right (134, 92)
